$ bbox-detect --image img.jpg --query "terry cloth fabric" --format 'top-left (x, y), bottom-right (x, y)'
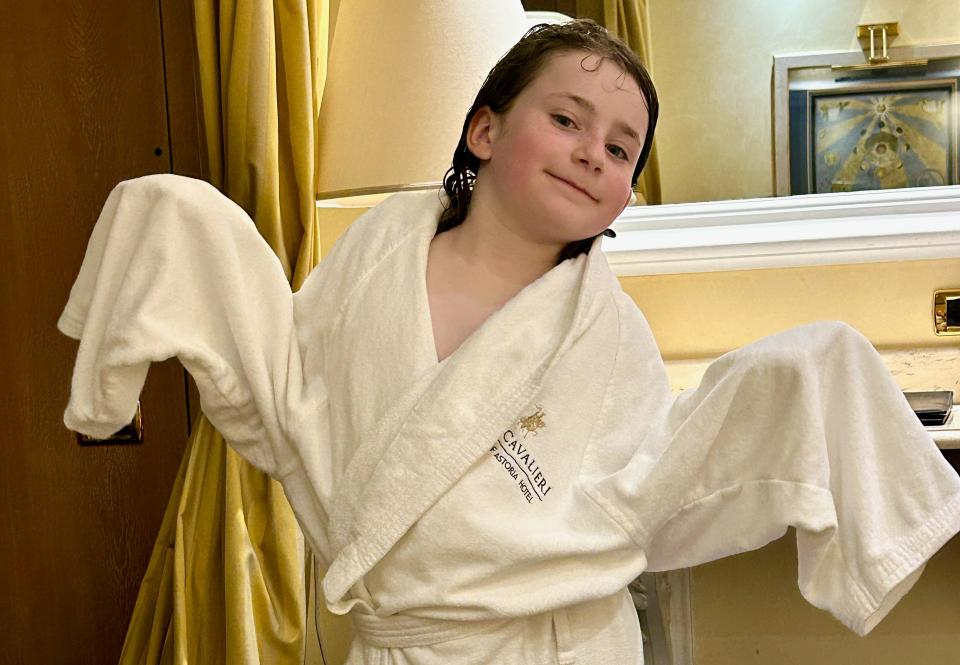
top-left (60, 174), bottom-right (960, 664)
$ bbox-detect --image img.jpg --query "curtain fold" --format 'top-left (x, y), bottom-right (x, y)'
top-left (118, 1), bottom-right (335, 663)
top-left (602, 0), bottom-right (662, 205)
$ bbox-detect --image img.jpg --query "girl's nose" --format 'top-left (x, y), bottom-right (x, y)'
top-left (574, 135), bottom-right (605, 171)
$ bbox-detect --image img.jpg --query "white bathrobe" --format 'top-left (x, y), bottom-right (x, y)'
top-left (60, 175), bottom-right (960, 665)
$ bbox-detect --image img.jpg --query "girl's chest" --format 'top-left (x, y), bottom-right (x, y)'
top-left (426, 289), bottom-right (502, 363)
top-left (425, 239), bottom-right (523, 364)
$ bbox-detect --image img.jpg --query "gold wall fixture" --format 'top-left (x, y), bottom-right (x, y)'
top-left (832, 22), bottom-right (928, 72)
top-left (859, 22), bottom-right (899, 63)
top-left (933, 289), bottom-right (960, 336)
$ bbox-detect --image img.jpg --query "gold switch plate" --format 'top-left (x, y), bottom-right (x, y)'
top-left (933, 289), bottom-right (960, 336)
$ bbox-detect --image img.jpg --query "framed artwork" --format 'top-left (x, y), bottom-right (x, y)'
top-left (773, 43), bottom-right (960, 196)
top-left (789, 78), bottom-right (958, 194)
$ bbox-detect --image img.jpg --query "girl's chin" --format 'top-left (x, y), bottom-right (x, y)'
top-left (546, 228), bottom-right (610, 248)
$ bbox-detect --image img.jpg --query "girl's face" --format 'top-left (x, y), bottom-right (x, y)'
top-left (469, 50), bottom-right (649, 247)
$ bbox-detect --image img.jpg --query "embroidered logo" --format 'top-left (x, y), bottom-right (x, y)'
top-left (488, 404), bottom-right (553, 505)
top-left (518, 404), bottom-right (546, 439)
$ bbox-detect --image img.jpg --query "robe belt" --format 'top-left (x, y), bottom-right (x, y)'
top-left (350, 612), bottom-right (511, 648)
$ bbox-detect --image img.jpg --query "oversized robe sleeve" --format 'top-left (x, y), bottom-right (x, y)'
top-left (590, 297), bottom-right (960, 636)
top-left (58, 174), bottom-right (331, 480)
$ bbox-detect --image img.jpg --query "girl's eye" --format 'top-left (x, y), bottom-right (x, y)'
top-left (552, 114), bottom-right (576, 128)
top-left (607, 145), bottom-right (629, 161)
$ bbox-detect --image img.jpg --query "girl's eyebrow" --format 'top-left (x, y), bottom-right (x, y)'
top-left (548, 92), bottom-right (641, 145)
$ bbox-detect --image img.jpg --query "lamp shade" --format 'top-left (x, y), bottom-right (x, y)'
top-left (316, 0), bottom-right (529, 199)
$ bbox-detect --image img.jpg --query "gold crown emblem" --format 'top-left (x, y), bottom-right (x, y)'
top-left (518, 404), bottom-right (546, 439)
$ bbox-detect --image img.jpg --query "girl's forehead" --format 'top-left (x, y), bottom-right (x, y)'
top-left (528, 50), bottom-right (641, 99)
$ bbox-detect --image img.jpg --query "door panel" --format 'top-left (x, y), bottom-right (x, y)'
top-left (0, 0), bottom-right (202, 661)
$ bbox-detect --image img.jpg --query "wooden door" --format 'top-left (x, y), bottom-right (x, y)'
top-left (0, 0), bottom-right (204, 661)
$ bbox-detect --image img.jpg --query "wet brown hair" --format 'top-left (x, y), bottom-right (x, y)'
top-left (438, 18), bottom-right (659, 265)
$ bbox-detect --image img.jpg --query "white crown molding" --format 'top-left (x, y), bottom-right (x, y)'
top-left (603, 186), bottom-right (960, 276)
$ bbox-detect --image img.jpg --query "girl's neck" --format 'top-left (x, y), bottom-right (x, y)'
top-left (439, 220), bottom-right (553, 290)
top-left (441, 192), bottom-right (564, 289)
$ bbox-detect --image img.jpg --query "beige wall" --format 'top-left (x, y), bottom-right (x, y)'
top-left (622, 258), bottom-right (960, 360)
top-left (648, 0), bottom-right (960, 203)
top-left (693, 531), bottom-right (960, 664)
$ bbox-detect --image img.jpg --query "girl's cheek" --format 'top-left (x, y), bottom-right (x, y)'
top-left (497, 140), bottom-right (537, 185)
top-left (612, 179), bottom-right (632, 204)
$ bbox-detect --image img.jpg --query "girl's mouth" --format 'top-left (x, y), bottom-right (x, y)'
top-left (547, 173), bottom-right (597, 202)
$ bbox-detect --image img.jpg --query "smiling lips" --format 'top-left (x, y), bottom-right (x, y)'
top-left (547, 173), bottom-right (597, 202)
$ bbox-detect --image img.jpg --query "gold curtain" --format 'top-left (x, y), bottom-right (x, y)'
top-left (602, 0), bottom-right (662, 205)
top-left (117, 1), bottom-right (342, 663)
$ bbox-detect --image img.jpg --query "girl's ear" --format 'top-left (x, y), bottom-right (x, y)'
top-left (466, 106), bottom-right (499, 161)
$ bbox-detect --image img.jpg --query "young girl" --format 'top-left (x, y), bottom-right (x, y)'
top-left (428, 21), bottom-right (654, 363)
top-left (60, 20), bottom-right (960, 665)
